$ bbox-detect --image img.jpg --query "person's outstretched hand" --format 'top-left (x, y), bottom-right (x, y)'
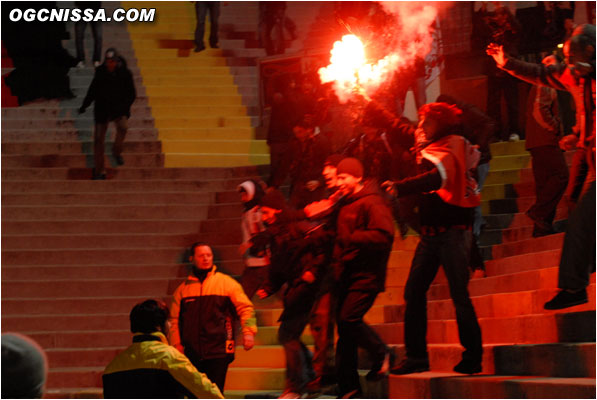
top-left (256, 289), bottom-right (269, 300)
top-left (486, 43), bottom-right (507, 68)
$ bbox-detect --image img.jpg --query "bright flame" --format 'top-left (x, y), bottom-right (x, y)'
top-left (319, 3), bottom-right (444, 103)
top-left (319, 35), bottom-right (398, 103)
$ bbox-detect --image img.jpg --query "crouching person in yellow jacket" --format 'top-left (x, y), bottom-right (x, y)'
top-left (169, 242), bottom-right (258, 394)
top-left (103, 299), bottom-right (224, 398)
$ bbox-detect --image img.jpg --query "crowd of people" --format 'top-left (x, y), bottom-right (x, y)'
top-left (1, 2), bottom-right (594, 399)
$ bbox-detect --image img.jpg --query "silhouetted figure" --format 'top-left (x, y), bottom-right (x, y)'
top-left (74, 2), bottom-right (103, 68)
top-left (194, 2), bottom-right (220, 52)
top-left (2, 2), bottom-right (77, 104)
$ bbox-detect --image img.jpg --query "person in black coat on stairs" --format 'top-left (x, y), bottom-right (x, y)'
top-left (79, 48), bottom-right (136, 180)
top-left (332, 158), bottom-right (395, 398)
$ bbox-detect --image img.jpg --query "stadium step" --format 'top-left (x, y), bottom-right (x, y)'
top-left (125, 1), bottom-right (268, 167)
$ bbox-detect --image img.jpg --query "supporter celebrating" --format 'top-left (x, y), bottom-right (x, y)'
top-left (79, 48), bottom-right (136, 180)
top-left (487, 24), bottom-right (595, 208)
top-left (384, 103), bottom-right (484, 376)
top-left (102, 299), bottom-right (223, 399)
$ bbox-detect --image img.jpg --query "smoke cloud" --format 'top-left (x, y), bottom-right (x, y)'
top-left (319, 2), bottom-right (452, 103)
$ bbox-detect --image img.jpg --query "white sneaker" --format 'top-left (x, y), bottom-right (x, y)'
top-left (508, 133), bottom-right (520, 141)
top-left (94, 61), bottom-right (101, 68)
top-left (76, 61), bottom-right (85, 69)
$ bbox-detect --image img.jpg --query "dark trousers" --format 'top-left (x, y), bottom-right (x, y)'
top-left (404, 229), bottom-right (483, 363)
top-left (566, 146), bottom-right (594, 205)
top-left (487, 74), bottom-right (520, 140)
top-left (335, 289), bottom-right (386, 395)
top-left (195, 2), bottom-right (220, 48)
top-left (184, 352), bottom-right (230, 393)
top-left (529, 146), bottom-right (569, 225)
top-left (309, 290), bottom-right (335, 380)
top-left (240, 265), bottom-right (269, 300)
top-left (558, 182), bottom-right (596, 290)
top-left (75, 21), bottom-right (102, 62)
top-left (94, 116), bottom-right (127, 174)
top-left (278, 282), bottom-right (319, 392)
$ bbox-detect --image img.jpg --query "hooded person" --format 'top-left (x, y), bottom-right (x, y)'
top-left (1, 333), bottom-right (48, 399)
top-left (237, 179), bottom-right (270, 300)
top-left (79, 47), bottom-right (136, 180)
top-left (332, 157), bottom-right (396, 398)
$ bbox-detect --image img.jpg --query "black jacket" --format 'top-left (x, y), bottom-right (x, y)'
top-left (260, 213), bottom-right (332, 295)
top-left (81, 59), bottom-right (136, 123)
top-left (259, 211), bottom-right (334, 319)
top-left (333, 181), bottom-right (394, 292)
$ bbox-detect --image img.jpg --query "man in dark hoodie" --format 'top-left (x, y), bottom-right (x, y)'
top-left (332, 157), bottom-right (395, 398)
top-left (256, 190), bottom-right (333, 398)
top-left (383, 103), bottom-right (483, 376)
top-left (79, 48), bottom-right (136, 180)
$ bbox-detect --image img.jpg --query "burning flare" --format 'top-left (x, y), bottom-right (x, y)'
top-left (318, 34), bottom-right (394, 103)
top-left (319, 3), bottom-right (444, 104)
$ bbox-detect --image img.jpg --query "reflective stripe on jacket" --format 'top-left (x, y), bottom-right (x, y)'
top-left (169, 266), bottom-right (257, 359)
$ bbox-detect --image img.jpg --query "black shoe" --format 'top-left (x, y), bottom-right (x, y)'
top-left (390, 358), bottom-right (429, 375)
top-left (92, 171), bottom-right (106, 180)
top-left (210, 42), bottom-right (219, 49)
top-left (453, 359), bottom-right (482, 374)
top-left (544, 289), bottom-right (588, 310)
top-left (366, 349), bottom-right (396, 381)
top-left (194, 44), bottom-right (206, 52)
top-left (115, 154), bottom-right (124, 166)
top-left (532, 223), bottom-right (556, 237)
top-left (526, 209), bottom-right (554, 233)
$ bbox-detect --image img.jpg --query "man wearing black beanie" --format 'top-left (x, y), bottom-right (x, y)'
top-left (333, 158), bottom-right (395, 398)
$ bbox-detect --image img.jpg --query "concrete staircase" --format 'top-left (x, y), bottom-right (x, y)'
top-left (122, 1), bottom-right (271, 168)
top-left (2, 2), bottom-right (595, 399)
top-left (220, 141), bottom-right (595, 399)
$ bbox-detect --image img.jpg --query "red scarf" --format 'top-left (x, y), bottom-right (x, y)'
top-left (420, 135), bottom-right (481, 208)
